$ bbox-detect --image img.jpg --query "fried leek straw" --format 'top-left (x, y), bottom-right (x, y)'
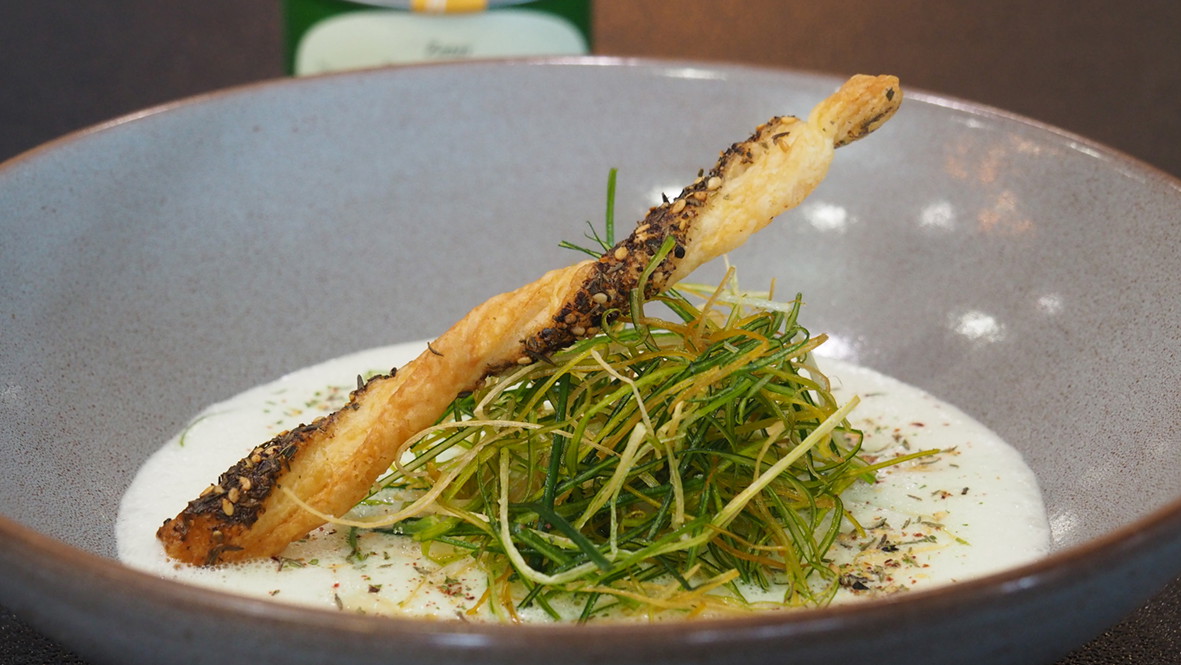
top-left (157, 74), bottom-right (902, 565)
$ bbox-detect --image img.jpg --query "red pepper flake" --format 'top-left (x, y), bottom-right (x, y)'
top-left (438, 576), bottom-right (467, 597)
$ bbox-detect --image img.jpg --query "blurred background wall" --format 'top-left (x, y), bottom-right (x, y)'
top-left (2, 1), bottom-right (1179, 179)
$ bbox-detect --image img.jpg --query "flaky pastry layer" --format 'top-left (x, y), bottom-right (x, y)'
top-left (157, 74), bottom-right (902, 565)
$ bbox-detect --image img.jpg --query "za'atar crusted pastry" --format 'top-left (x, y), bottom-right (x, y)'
top-left (157, 74), bottom-right (903, 566)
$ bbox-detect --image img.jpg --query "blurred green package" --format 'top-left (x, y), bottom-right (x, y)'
top-left (284, 0), bottom-right (592, 75)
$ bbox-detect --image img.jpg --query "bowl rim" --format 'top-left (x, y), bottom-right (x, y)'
top-left (3, 55), bottom-right (1181, 645)
top-left (4, 54), bottom-right (1180, 191)
top-left (5, 487), bottom-right (1181, 643)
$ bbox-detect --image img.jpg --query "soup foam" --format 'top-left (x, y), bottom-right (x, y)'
top-left (117, 341), bottom-right (1049, 621)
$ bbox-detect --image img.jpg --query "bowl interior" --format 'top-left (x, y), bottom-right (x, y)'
top-left (2, 59), bottom-right (1180, 581)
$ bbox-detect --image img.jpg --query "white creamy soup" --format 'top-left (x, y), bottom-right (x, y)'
top-left (117, 341), bottom-right (1049, 621)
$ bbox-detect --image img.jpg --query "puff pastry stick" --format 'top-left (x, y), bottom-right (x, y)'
top-left (157, 74), bottom-right (902, 565)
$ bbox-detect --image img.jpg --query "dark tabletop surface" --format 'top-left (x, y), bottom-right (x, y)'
top-left (2, 2), bottom-right (1179, 663)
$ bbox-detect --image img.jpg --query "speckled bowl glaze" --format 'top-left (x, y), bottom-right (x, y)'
top-left (2, 59), bottom-right (1180, 665)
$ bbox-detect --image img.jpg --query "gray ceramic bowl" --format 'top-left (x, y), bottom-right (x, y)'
top-left (2, 58), bottom-right (1180, 665)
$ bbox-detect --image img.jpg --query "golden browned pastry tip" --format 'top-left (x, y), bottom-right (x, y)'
top-left (157, 74), bottom-right (902, 565)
